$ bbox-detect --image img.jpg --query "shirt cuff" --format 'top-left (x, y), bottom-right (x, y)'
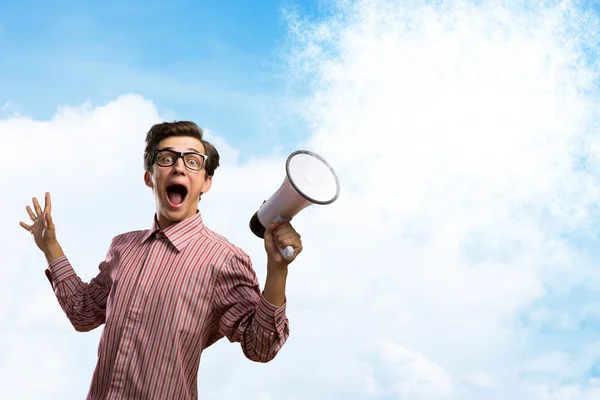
top-left (45, 255), bottom-right (76, 289)
top-left (256, 293), bottom-right (288, 333)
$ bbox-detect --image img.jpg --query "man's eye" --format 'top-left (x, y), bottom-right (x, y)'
top-left (188, 159), bottom-right (198, 165)
top-left (163, 156), bottom-right (173, 163)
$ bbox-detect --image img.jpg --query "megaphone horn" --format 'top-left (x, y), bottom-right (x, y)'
top-left (250, 150), bottom-right (341, 259)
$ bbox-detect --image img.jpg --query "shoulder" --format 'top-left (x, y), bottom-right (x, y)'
top-left (108, 229), bottom-right (151, 249)
top-left (199, 227), bottom-right (259, 284)
top-left (199, 225), bottom-right (252, 264)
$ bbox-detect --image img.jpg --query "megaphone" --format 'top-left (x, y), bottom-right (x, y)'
top-left (249, 150), bottom-right (340, 259)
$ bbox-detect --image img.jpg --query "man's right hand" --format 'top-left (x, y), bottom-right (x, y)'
top-left (20, 192), bottom-right (64, 263)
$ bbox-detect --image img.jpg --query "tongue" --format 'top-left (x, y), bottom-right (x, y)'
top-left (168, 192), bottom-right (184, 205)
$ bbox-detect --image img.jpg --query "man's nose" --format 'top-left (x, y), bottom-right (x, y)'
top-left (172, 156), bottom-right (186, 173)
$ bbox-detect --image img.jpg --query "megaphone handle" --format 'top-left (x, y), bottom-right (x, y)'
top-left (280, 245), bottom-right (295, 260)
top-left (273, 215), bottom-right (295, 260)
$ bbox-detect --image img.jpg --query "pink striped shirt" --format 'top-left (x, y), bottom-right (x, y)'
top-left (44, 211), bottom-right (289, 399)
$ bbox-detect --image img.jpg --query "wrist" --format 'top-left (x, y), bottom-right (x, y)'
top-left (266, 262), bottom-right (289, 277)
top-left (44, 242), bottom-right (64, 264)
top-left (263, 265), bottom-right (288, 307)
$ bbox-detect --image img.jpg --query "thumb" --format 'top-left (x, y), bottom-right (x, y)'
top-left (264, 222), bottom-right (281, 238)
top-left (263, 222), bottom-right (281, 249)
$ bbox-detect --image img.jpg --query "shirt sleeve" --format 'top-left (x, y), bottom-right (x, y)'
top-left (44, 236), bottom-right (118, 333)
top-left (211, 250), bottom-right (290, 363)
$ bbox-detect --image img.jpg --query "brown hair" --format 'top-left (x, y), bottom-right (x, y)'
top-left (143, 121), bottom-right (220, 177)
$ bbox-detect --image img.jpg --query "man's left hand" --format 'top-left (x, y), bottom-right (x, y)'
top-left (264, 221), bottom-right (302, 268)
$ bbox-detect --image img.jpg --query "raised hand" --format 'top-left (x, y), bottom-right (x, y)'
top-left (20, 192), bottom-right (60, 257)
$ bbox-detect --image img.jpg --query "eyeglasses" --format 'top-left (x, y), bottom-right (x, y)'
top-left (153, 149), bottom-right (208, 171)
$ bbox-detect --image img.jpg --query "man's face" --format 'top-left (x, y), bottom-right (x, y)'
top-left (144, 136), bottom-right (212, 229)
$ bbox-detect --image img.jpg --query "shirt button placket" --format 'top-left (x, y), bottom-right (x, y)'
top-left (111, 295), bottom-right (141, 393)
top-left (109, 238), bottom-right (157, 395)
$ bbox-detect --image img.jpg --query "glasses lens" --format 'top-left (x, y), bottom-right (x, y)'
top-left (184, 153), bottom-right (204, 170)
top-left (156, 150), bottom-right (177, 166)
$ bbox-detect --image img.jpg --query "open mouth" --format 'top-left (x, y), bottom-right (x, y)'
top-left (166, 184), bottom-right (188, 206)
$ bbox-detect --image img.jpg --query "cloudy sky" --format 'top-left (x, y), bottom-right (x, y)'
top-left (3, 0), bottom-right (600, 399)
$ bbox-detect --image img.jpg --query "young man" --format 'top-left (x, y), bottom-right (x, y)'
top-left (20, 121), bottom-right (302, 399)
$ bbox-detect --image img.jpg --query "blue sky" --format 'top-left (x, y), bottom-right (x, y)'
top-left (3, 0), bottom-right (600, 399)
top-left (0, 0), bottom-right (322, 156)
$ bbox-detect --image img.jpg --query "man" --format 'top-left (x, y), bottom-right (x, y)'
top-left (20, 121), bottom-right (302, 399)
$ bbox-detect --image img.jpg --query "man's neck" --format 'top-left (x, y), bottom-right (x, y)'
top-left (156, 210), bottom-right (199, 231)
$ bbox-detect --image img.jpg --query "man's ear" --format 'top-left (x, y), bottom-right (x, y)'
top-left (144, 171), bottom-right (154, 189)
top-left (201, 175), bottom-right (213, 194)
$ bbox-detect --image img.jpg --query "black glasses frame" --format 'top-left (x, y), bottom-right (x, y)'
top-left (153, 149), bottom-right (208, 171)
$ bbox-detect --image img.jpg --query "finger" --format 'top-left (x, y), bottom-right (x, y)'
top-left (45, 212), bottom-right (55, 229)
top-left (44, 192), bottom-right (51, 215)
top-left (275, 235), bottom-right (301, 252)
top-left (264, 222), bottom-right (281, 242)
top-left (273, 224), bottom-right (299, 237)
top-left (276, 236), bottom-right (292, 249)
top-left (26, 206), bottom-right (36, 221)
top-left (279, 238), bottom-right (302, 253)
top-left (264, 234), bottom-right (279, 257)
top-left (19, 221), bottom-right (32, 231)
top-left (32, 197), bottom-right (42, 216)
top-left (274, 230), bottom-right (299, 244)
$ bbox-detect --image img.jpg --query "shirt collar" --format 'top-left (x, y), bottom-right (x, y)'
top-left (142, 210), bottom-right (204, 252)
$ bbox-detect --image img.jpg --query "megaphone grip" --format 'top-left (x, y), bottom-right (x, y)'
top-left (280, 245), bottom-right (294, 260)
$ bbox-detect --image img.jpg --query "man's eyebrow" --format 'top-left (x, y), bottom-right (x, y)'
top-left (160, 146), bottom-right (202, 153)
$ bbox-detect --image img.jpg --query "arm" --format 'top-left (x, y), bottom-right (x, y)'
top-left (212, 251), bottom-right (290, 363)
top-left (262, 265), bottom-right (288, 307)
top-left (20, 192), bottom-right (113, 333)
top-left (261, 220), bottom-right (301, 309)
top-left (44, 238), bottom-right (116, 332)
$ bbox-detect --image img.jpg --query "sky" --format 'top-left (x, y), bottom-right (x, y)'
top-left (2, 0), bottom-right (600, 399)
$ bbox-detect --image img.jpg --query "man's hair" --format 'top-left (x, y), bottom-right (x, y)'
top-left (143, 121), bottom-right (220, 177)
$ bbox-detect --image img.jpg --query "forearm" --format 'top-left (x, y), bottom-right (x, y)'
top-left (262, 264), bottom-right (288, 307)
top-left (46, 256), bottom-right (107, 331)
top-left (43, 238), bottom-right (115, 332)
top-left (43, 242), bottom-right (65, 264)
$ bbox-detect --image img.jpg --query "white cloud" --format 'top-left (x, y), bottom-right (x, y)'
top-left (366, 340), bottom-right (453, 398)
top-left (531, 379), bottom-right (600, 400)
top-left (277, 0), bottom-right (600, 398)
top-left (0, 101), bottom-right (17, 114)
top-left (3, 0), bottom-right (600, 399)
top-left (463, 372), bottom-right (496, 389)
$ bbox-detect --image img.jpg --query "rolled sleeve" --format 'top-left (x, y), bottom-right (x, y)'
top-left (213, 250), bottom-right (290, 362)
top-left (256, 293), bottom-right (288, 336)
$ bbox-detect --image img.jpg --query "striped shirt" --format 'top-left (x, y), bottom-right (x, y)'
top-left (44, 211), bottom-right (289, 399)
